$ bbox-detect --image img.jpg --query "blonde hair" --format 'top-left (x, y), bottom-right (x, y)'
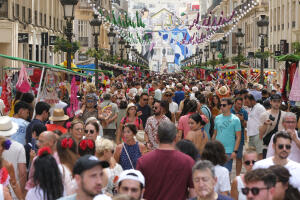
top-left (86, 83), bottom-right (96, 94)
top-left (243, 146), bottom-right (257, 160)
top-left (95, 138), bottom-right (115, 157)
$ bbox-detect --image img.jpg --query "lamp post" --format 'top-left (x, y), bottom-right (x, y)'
top-left (220, 37), bottom-right (228, 66)
top-left (107, 27), bottom-right (116, 57)
top-left (125, 42), bottom-right (131, 61)
top-left (235, 28), bottom-right (245, 68)
top-left (60, 0), bottom-right (78, 70)
top-left (199, 49), bottom-right (203, 65)
top-left (90, 13), bottom-right (101, 89)
top-left (210, 42), bottom-right (217, 69)
top-left (119, 37), bottom-right (125, 61)
top-left (257, 15), bottom-right (269, 85)
top-left (204, 45), bottom-right (209, 66)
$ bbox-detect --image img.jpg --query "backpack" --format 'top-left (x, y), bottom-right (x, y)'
top-left (202, 106), bottom-right (214, 138)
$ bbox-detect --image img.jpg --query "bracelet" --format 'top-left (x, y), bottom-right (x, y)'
top-left (233, 150), bottom-right (238, 154)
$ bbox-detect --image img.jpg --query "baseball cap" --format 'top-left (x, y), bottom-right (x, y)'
top-left (73, 154), bottom-right (109, 175)
top-left (270, 94), bottom-right (281, 100)
top-left (117, 169), bottom-right (145, 187)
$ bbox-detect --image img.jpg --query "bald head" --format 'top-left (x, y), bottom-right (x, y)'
top-left (38, 131), bottom-right (57, 150)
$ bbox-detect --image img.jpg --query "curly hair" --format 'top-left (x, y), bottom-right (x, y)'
top-left (201, 141), bottom-right (227, 166)
top-left (34, 153), bottom-right (64, 200)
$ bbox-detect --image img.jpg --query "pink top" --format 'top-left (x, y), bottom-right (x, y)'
top-left (178, 113), bottom-right (193, 139)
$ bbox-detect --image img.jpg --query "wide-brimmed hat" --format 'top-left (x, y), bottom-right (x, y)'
top-left (126, 103), bottom-right (137, 113)
top-left (0, 116), bottom-right (19, 137)
top-left (49, 109), bottom-right (69, 121)
top-left (218, 86), bottom-right (229, 96)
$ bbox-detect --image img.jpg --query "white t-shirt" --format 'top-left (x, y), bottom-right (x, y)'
top-left (247, 103), bottom-right (266, 136)
top-left (214, 165), bottom-right (231, 193)
top-left (266, 131), bottom-right (300, 163)
top-left (59, 164), bottom-right (77, 196)
top-left (253, 157), bottom-right (300, 191)
top-left (169, 102), bottom-right (178, 114)
top-left (0, 99), bottom-right (5, 115)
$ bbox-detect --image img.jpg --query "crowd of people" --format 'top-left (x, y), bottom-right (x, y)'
top-left (0, 74), bottom-right (300, 200)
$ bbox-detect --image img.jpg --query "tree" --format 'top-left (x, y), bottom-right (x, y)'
top-left (54, 37), bottom-right (80, 54)
top-left (231, 55), bottom-right (246, 68)
top-left (292, 42), bottom-right (300, 55)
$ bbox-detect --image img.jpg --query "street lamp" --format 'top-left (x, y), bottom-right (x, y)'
top-left (107, 27), bottom-right (115, 57)
top-left (220, 37), bottom-right (228, 66)
top-left (257, 15), bottom-right (269, 85)
top-left (204, 45), bottom-right (209, 66)
top-left (60, 0), bottom-right (78, 70)
top-left (210, 42), bottom-right (217, 69)
top-left (199, 49), bottom-right (203, 65)
top-left (90, 13), bottom-right (102, 89)
top-left (119, 37), bottom-right (125, 61)
top-left (235, 28), bottom-right (245, 68)
top-left (125, 42), bottom-right (131, 61)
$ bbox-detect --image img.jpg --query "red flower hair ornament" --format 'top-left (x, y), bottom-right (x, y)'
top-left (61, 138), bottom-right (74, 149)
top-left (38, 147), bottom-right (52, 157)
top-left (79, 139), bottom-right (94, 151)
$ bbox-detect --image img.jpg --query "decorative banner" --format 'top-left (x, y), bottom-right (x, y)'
top-left (40, 71), bottom-right (59, 105)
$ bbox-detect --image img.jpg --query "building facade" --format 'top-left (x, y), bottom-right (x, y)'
top-left (0, 0), bottom-right (65, 79)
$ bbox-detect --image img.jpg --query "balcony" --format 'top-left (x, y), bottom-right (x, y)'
top-left (111, 0), bottom-right (120, 6)
top-left (234, 0), bottom-right (252, 13)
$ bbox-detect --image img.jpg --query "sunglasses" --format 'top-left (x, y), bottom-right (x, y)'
top-left (284, 121), bottom-right (296, 124)
top-left (143, 98), bottom-right (149, 101)
top-left (84, 129), bottom-right (95, 134)
top-left (153, 107), bottom-right (159, 110)
top-left (242, 187), bottom-right (269, 196)
top-left (221, 104), bottom-right (228, 107)
top-left (278, 144), bottom-right (291, 150)
top-left (244, 160), bottom-right (256, 166)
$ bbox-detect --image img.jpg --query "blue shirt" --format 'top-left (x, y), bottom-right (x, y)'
top-left (249, 89), bottom-right (262, 101)
top-left (214, 114), bottom-right (241, 153)
top-left (231, 107), bottom-right (248, 145)
top-left (174, 90), bottom-right (185, 105)
top-left (10, 117), bottom-right (29, 145)
top-left (201, 105), bottom-right (211, 139)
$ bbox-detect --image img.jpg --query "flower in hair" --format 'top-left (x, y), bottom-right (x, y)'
top-left (38, 147), bottom-right (52, 157)
top-left (87, 140), bottom-right (94, 149)
top-left (3, 140), bottom-right (11, 150)
top-left (61, 138), bottom-right (74, 149)
top-left (79, 140), bottom-right (87, 150)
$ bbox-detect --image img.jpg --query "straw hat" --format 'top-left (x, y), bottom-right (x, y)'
top-left (49, 109), bottom-right (69, 121)
top-left (126, 103), bottom-right (137, 113)
top-left (135, 130), bottom-right (145, 144)
top-left (218, 86), bottom-right (229, 96)
top-left (0, 116), bottom-right (19, 137)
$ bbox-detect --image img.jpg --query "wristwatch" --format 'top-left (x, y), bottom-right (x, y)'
top-left (233, 150), bottom-right (238, 154)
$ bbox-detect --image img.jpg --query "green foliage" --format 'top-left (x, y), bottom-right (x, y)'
top-left (207, 59), bottom-right (218, 67)
top-left (219, 57), bottom-right (229, 65)
top-left (54, 37), bottom-right (80, 54)
top-left (85, 48), bottom-right (105, 60)
top-left (254, 50), bottom-right (272, 59)
top-left (231, 55), bottom-right (247, 64)
top-left (292, 42), bottom-right (300, 55)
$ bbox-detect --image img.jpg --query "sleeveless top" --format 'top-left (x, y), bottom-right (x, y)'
top-left (237, 175), bottom-right (247, 200)
top-left (119, 142), bottom-right (141, 170)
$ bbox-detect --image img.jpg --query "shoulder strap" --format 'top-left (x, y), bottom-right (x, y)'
top-left (203, 105), bottom-right (211, 119)
top-left (122, 143), bottom-right (134, 169)
top-left (274, 111), bottom-right (281, 130)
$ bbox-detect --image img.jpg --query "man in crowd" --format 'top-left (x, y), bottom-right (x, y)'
top-left (137, 121), bottom-right (195, 199)
top-left (259, 94), bottom-right (286, 156)
top-left (46, 108), bottom-right (69, 134)
top-left (174, 83), bottom-right (185, 105)
top-left (58, 155), bottom-right (109, 200)
top-left (244, 94), bottom-right (266, 160)
top-left (26, 101), bottom-right (50, 144)
top-left (267, 112), bottom-right (300, 162)
top-left (243, 168), bottom-right (276, 200)
top-left (117, 169), bottom-right (145, 200)
top-left (0, 116), bottom-right (27, 196)
top-left (249, 83), bottom-right (262, 101)
top-left (253, 131), bottom-right (300, 191)
top-left (212, 98), bottom-right (241, 172)
top-left (11, 101), bottom-right (31, 145)
top-left (152, 81), bottom-right (162, 101)
top-left (230, 97), bottom-right (248, 175)
top-left (144, 100), bottom-right (170, 150)
top-left (189, 160), bottom-right (232, 200)
top-left (162, 89), bottom-right (178, 117)
top-left (100, 93), bottom-right (119, 141)
top-left (136, 93), bottom-right (152, 129)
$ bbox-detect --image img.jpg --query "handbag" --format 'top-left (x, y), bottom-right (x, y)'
top-left (263, 111), bottom-right (281, 145)
top-left (16, 66), bottom-right (31, 93)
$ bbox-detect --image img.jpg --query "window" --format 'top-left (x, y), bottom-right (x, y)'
top-left (44, 14), bottom-right (46, 26)
top-left (34, 11), bottom-right (38, 25)
top-left (28, 8), bottom-right (32, 23)
top-left (53, 17), bottom-right (56, 29)
top-left (0, 0), bottom-right (8, 18)
top-left (78, 20), bottom-right (89, 47)
top-left (49, 16), bottom-right (51, 27)
top-left (22, 6), bottom-right (25, 22)
top-left (292, 21), bottom-right (296, 28)
top-left (61, 19), bottom-right (63, 30)
top-left (15, 4), bottom-right (19, 18)
top-left (57, 18), bottom-right (59, 30)
top-left (39, 13), bottom-right (42, 26)
top-left (167, 48), bottom-right (174, 55)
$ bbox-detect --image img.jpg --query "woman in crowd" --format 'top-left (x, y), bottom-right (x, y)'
top-left (0, 136), bottom-right (23, 200)
top-left (95, 138), bottom-right (123, 195)
top-left (231, 147), bottom-right (258, 200)
top-left (86, 117), bottom-right (103, 138)
top-left (176, 139), bottom-right (199, 161)
top-left (85, 121), bottom-right (100, 141)
top-left (178, 92), bottom-right (190, 116)
top-left (78, 139), bottom-right (95, 156)
top-left (56, 136), bottom-right (78, 195)
top-left (148, 95), bottom-right (155, 109)
top-left (114, 124), bottom-right (146, 170)
top-left (116, 103), bottom-right (143, 144)
top-left (209, 95), bottom-right (221, 119)
top-left (160, 100), bottom-right (175, 122)
top-left (69, 119), bottom-right (84, 144)
top-left (201, 141), bottom-right (231, 196)
top-left (25, 147), bottom-right (64, 200)
top-left (185, 113), bottom-right (208, 155)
